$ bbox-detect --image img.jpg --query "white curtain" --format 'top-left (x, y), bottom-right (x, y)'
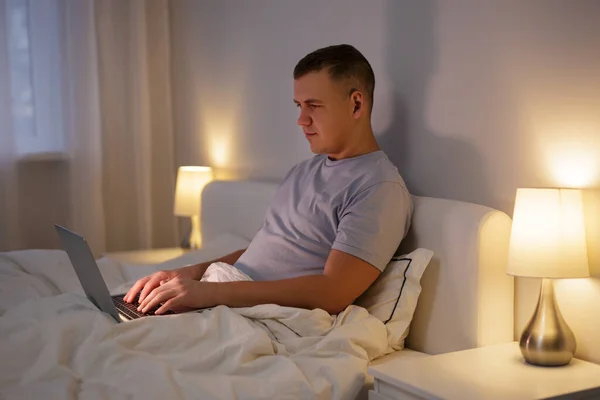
top-left (0, 0), bottom-right (178, 254)
top-left (0, 0), bottom-right (21, 251)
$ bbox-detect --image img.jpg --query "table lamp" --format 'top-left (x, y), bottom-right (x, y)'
top-left (507, 188), bottom-right (590, 366)
top-left (174, 166), bottom-right (213, 249)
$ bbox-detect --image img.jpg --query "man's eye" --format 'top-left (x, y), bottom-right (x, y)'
top-left (294, 103), bottom-right (320, 109)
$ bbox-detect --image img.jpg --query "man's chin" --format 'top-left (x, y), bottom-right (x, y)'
top-left (308, 144), bottom-right (327, 155)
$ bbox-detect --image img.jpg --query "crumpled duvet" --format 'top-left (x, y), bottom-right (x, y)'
top-left (0, 250), bottom-right (389, 400)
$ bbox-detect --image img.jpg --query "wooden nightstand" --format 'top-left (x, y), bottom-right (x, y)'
top-left (104, 247), bottom-right (189, 265)
top-left (368, 342), bottom-right (600, 400)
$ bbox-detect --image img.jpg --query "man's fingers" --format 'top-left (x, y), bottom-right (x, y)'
top-left (155, 299), bottom-right (176, 315)
top-left (138, 283), bottom-right (169, 310)
top-left (124, 277), bottom-right (149, 303)
top-left (137, 285), bottom-right (160, 310)
top-left (124, 279), bottom-right (143, 302)
top-left (141, 289), bottom-right (175, 314)
top-left (138, 276), bottom-right (163, 303)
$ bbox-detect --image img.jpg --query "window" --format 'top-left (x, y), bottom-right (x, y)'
top-left (6, 0), bottom-right (65, 158)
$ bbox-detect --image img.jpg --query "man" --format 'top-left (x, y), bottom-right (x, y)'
top-left (125, 44), bottom-right (413, 315)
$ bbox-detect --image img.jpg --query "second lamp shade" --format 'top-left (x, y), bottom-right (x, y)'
top-left (507, 188), bottom-right (589, 279)
top-left (173, 166), bottom-right (213, 217)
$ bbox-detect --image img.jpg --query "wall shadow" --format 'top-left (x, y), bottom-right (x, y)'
top-left (379, 0), bottom-right (497, 351)
top-left (377, 0), bottom-right (491, 208)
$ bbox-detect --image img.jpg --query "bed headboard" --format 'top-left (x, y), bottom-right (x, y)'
top-left (201, 180), bottom-right (514, 355)
top-left (400, 196), bottom-right (513, 354)
top-left (202, 180), bottom-right (278, 242)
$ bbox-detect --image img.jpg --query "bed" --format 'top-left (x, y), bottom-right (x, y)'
top-left (0, 180), bottom-right (514, 400)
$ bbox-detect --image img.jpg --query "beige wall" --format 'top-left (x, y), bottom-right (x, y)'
top-left (170, 0), bottom-right (600, 363)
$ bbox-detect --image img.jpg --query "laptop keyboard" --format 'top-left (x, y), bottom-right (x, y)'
top-left (112, 294), bottom-right (174, 319)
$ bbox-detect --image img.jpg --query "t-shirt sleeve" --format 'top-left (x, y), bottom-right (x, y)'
top-left (332, 182), bottom-right (413, 272)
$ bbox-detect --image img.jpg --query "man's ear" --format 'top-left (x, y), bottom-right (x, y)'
top-left (349, 89), bottom-right (365, 119)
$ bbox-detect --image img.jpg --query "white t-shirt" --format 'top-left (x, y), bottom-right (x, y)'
top-left (234, 150), bottom-right (413, 281)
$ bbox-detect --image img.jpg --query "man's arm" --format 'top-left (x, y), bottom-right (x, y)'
top-left (213, 249), bottom-right (380, 314)
top-left (140, 249), bottom-right (380, 315)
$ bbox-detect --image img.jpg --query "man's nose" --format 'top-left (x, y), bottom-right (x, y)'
top-left (297, 111), bottom-right (311, 127)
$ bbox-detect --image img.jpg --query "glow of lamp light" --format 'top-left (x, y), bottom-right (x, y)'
top-left (210, 137), bottom-right (230, 168)
top-left (546, 142), bottom-right (598, 188)
top-left (203, 117), bottom-right (234, 169)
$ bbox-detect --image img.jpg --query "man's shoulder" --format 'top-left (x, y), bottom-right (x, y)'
top-left (352, 151), bottom-right (408, 191)
top-left (281, 152), bottom-right (408, 194)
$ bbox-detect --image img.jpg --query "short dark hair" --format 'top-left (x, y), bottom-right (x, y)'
top-left (294, 44), bottom-right (375, 112)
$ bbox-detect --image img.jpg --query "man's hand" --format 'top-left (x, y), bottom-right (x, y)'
top-left (124, 266), bottom-right (197, 304)
top-left (136, 277), bottom-right (216, 315)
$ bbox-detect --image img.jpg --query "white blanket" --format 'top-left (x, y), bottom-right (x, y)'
top-left (0, 250), bottom-right (389, 400)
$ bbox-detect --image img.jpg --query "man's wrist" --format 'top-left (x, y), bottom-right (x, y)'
top-left (186, 262), bottom-right (209, 280)
top-left (205, 281), bottom-right (221, 307)
top-left (189, 280), bottom-right (220, 309)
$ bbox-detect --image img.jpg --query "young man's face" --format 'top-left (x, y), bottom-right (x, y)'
top-left (293, 69), bottom-right (355, 158)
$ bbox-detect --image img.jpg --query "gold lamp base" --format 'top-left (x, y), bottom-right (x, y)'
top-left (519, 278), bottom-right (576, 367)
top-left (180, 215), bottom-right (202, 250)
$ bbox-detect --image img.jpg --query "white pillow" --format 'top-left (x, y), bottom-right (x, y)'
top-left (355, 248), bottom-right (433, 350)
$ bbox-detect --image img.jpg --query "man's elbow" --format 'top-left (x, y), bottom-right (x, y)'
top-left (317, 295), bottom-right (352, 315)
top-left (312, 276), bottom-right (361, 315)
top-left (324, 304), bottom-right (348, 315)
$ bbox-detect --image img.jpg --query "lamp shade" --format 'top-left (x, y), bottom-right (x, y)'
top-left (173, 166), bottom-right (213, 217)
top-left (507, 188), bottom-right (589, 278)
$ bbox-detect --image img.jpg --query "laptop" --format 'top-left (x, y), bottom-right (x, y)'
top-left (55, 224), bottom-right (175, 323)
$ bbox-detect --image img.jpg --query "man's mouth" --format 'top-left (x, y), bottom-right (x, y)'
top-left (304, 132), bottom-right (317, 136)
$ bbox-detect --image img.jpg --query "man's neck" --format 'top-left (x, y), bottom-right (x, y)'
top-left (328, 127), bottom-right (380, 161)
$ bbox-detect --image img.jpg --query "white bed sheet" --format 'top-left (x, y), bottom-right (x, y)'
top-left (0, 236), bottom-right (393, 400)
